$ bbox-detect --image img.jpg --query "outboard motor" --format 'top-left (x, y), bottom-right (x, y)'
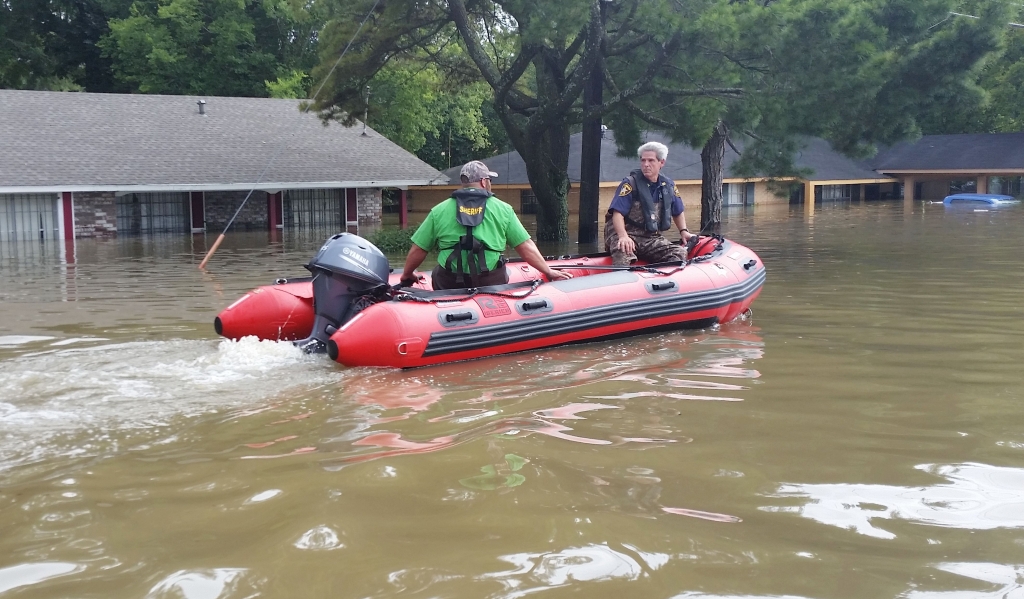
top-left (295, 233), bottom-right (390, 353)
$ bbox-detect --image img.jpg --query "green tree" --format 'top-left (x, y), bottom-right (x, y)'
top-left (917, 12), bottom-right (1024, 134)
top-left (100, 0), bottom-right (322, 96)
top-left (0, 0), bottom-right (124, 91)
top-left (360, 59), bottom-right (496, 169)
top-left (314, 0), bottom-right (729, 241)
top-left (615, 0), bottom-right (1012, 231)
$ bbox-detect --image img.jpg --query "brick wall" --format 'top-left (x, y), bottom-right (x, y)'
top-left (73, 191), bottom-right (117, 238)
top-left (356, 187), bottom-right (382, 225)
top-left (204, 190), bottom-right (268, 231)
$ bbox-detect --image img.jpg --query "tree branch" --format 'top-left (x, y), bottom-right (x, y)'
top-left (744, 129), bottom-right (764, 142)
top-left (726, 130), bottom-right (742, 156)
top-left (448, 0), bottom-right (501, 87)
top-left (540, 0), bottom-right (606, 121)
top-left (496, 44), bottom-right (540, 113)
top-left (606, 33), bottom-right (653, 57)
top-left (606, 0), bottom-right (641, 48)
top-left (622, 99), bottom-right (679, 130)
top-left (560, 27), bottom-right (589, 71)
top-left (585, 31), bottom-right (682, 119)
top-left (653, 85), bottom-right (744, 97)
top-left (565, 0), bottom-right (606, 98)
top-left (449, 0), bottom-right (537, 114)
top-left (692, 47), bottom-right (771, 74)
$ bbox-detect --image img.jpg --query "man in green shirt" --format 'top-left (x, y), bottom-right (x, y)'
top-left (400, 160), bottom-right (572, 290)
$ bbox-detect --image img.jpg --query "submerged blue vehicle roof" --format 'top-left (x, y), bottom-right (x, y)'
top-left (943, 193), bottom-right (1020, 206)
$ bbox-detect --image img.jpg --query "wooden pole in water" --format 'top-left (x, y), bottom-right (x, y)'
top-left (198, 233), bottom-right (225, 270)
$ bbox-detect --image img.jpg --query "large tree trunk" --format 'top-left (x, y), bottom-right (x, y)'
top-left (700, 120), bottom-right (727, 235)
top-left (507, 52), bottom-right (571, 242)
top-left (521, 120), bottom-right (570, 242)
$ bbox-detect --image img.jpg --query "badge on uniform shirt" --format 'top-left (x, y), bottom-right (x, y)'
top-left (618, 182), bottom-right (633, 197)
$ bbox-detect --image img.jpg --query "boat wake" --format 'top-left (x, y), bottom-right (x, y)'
top-left (0, 336), bottom-right (341, 477)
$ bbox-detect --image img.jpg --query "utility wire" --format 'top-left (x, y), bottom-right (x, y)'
top-left (199, 0), bottom-right (384, 269)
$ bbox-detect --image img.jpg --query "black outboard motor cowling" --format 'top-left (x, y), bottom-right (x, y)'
top-left (295, 233), bottom-right (391, 353)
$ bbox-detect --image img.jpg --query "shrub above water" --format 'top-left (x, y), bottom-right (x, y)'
top-left (367, 227), bottom-right (414, 254)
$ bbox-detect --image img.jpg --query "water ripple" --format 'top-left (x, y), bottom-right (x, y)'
top-left (903, 562), bottom-right (1024, 598)
top-left (763, 463), bottom-right (1024, 539)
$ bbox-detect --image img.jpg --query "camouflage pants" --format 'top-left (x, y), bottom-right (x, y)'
top-left (605, 223), bottom-right (686, 266)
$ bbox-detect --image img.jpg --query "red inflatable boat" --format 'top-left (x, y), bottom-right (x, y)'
top-left (214, 233), bottom-right (765, 368)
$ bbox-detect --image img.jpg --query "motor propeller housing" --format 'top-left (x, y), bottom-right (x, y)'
top-left (294, 233), bottom-right (390, 353)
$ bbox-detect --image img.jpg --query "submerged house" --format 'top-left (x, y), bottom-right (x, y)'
top-left (406, 130), bottom-right (1024, 221)
top-left (405, 131), bottom-right (898, 222)
top-left (870, 132), bottom-right (1024, 201)
top-left (0, 89), bottom-right (444, 242)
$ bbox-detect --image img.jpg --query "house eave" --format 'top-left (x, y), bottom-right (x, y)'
top-left (879, 169), bottom-right (1024, 175)
top-left (0, 179), bottom-right (445, 195)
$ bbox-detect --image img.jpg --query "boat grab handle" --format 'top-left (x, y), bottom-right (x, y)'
top-left (651, 281), bottom-right (676, 291)
top-left (445, 311), bottom-right (474, 322)
top-left (521, 300), bottom-right (548, 311)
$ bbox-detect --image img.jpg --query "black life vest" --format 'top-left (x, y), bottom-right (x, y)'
top-left (442, 188), bottom-right (500, 278)
top-left (623, 170), bottom-right (674, 233)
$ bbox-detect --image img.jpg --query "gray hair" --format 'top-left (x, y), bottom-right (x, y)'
top-left (637, 141), bottom-right (668, 161)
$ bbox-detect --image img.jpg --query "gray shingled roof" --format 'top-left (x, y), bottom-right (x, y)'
top-left (0, 89), bottom-right (446, 192)
top-left (870, 132), bottom-right (1024, 171)
top-left (793, 137), bottom-right (895, 181)
top-left (443, 131), bottom-right (889, 184)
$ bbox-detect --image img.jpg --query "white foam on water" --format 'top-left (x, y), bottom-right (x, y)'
top-left (50, 337), bottom-right (108, 347)
top-left (0, 336), bottom-right (343, 474)
top-left (0, 562), bottom-right (83, 594)
top-left (0, 335), bottom-right (56, 346)
top-left (903, 562), bottom-right (1024, 598)
top-left (145, 568), bottom-right (253, 599)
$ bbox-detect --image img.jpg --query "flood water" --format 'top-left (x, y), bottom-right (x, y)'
top-left (1, 200), bottom-right (1023, 598)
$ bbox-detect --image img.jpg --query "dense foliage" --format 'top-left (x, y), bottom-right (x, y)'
top-left (1, 0), bottom-right (1021, 237)
top-left (367, 226), bottom-right (414, 254)
top-left (313, 0), bottom-right (1019, 239)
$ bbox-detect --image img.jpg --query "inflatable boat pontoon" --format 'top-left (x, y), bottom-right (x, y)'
top-left (214, 233), bottom-right (765, 368)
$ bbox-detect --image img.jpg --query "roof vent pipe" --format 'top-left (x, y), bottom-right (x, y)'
top-left (197, 99), bottom-right (206, 116)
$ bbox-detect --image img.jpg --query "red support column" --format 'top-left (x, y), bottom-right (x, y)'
top-left (267, 192), bottom-right (282, 230)
top-left (399, 189), bottom-right (408, 229)
top-left (190, 191), bottom-right (205, 232)
top-left (62, 192), bottom-right (75, 240)
top-left (346, 189), bottom-right (358, 233)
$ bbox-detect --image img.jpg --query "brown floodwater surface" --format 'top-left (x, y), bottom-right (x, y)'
top-left (1, 201), bottom-right (1023, 598)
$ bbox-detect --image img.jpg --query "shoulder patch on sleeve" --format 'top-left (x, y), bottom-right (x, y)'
top-left (618, 182), bottom-right (633, 197)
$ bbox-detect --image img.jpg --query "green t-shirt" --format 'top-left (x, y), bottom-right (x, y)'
top-left (410, 194), bottom-right (531, 271)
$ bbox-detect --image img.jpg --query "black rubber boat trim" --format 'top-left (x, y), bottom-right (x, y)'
top-left (421, 267), bottom-right (765, 357)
